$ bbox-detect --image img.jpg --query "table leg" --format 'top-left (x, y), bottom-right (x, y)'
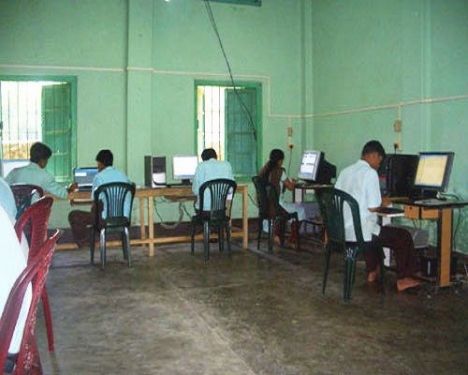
top-left (438, 208), bottom-right (452, 287)
top-left (139, 196), bottom-right (146, 240)
top-left (148, 197), bottom-right (155, 257)
top-left (242, 187), bottom-right (248, 249)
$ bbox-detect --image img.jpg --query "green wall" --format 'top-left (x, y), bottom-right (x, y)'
top-left (311, 0), bottom-right (468, 252)
top-left (1, 0), bottom-right (466, 253)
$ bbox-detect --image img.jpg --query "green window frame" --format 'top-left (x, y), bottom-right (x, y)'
top-left (0, 75), bottom-right (77, 183)
top-left (195, 81), bottom-right (262, 180)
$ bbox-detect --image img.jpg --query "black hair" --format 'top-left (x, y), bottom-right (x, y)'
top-left (264, 148), bottom-right (285, 179)
top-left (30, 142), bottom-right (52, 163)
top-left (201, 148), bottom-right (217, 161)
top-left (361, 140), bottom-right (386, 159)
top-left (95, 149), bottom-right (113, 167)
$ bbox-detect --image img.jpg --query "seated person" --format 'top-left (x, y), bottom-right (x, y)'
top-left (5, 142), bottom-right (77, 199)
top-left (258, 149), bottom-right (315, 245)
top-left (0, 205), bottom-right (31, 373)
top-left (68, 149), bottom-right (130, 248)
top-left (335, 140), bottom-right (420, 292)
top-left (0, 176), bottom-right (17, 223)
top-left (192, 148), bottom-right (234, 211)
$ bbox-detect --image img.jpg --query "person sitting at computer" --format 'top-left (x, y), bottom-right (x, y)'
top-left (68, 149), bottom-right (130, 248)
top-left (258, 148), bottom-right (308, 246)
top-left (0, 176), bottom-right (17, 223)
top-left (192, 148), bottom-right (234, 211)
top-left (335, 140), bottom-right (420, 292)
top-left (5, 142), bottom-right (77, 199)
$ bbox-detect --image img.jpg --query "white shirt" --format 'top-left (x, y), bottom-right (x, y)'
top-left (0, 206), bottom-right (31, 354)
top-left (0, 176), bottom-right (17, 222)
top-left (335, 159), bottom-right (382, 241)
top-left (192, 159), bottom-right (234, 210)
top-left (5, 162), bottom-right (68, 199)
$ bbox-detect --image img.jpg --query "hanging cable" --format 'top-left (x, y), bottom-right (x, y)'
top-left (203, 0), bottom-right (257, 141)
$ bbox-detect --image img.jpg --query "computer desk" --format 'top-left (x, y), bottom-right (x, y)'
top-left (63, 184), bottom-right (249, 256)
top-left (386, 198), bottom-right (468, 288)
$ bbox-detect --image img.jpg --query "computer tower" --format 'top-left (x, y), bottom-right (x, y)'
top-left (379, 154), bottom-right (418, 197)
top-left (144, 156), bottom-right (166, 187)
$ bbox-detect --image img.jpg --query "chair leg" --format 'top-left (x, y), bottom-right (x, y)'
top-left (226, 222), bottom-right (232, 256)
top-left (124, 227), bottom-right (131, 267)
top-left (100, 228), bottom-right (106, 270)
top-left (257, 218), bottom-right (262, 250)
top-left (90, 228), bottom-right (96, 264)
top-left (322, 244), bottom-right (332, 295)
top-left (344, 247), bottom-right (358, 301)
top-left (203, 221), bottom-right (210, 262)
top-left (218, 226), bottom-right (224, 253)
top-left (41, 288), bottom-right (55, 352)
top-left (267, 219), bottom-right (273, 253)
top-left (191, 221), bottom-right (196, 256)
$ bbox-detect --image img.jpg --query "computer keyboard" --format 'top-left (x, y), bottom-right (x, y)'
top-left (413, 198), bottom-right (447, 206)
top-left (376, 207), bottom-right (404, 215)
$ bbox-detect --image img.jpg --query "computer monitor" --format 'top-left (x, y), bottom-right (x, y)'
top-left (298, 150), bottom-right (336, 184)
top-left (378, 154), bottom-right (419, 197)
top-left (298, 150), bottom-right (321, 181)
top-left (172, 155), bottom-right (198, 184)
top-left (412, 152), bottom-right (454, 197)
top-left (73, 167), bottom-right (99, 190)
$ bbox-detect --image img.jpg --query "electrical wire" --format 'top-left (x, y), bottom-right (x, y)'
top-left (153, 198), bottom-right (191, 230)
top-left (203, 0), bottom-right (257, 141)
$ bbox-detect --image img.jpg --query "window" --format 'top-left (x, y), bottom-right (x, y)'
top-left (196, 82), bottom-right (261, 178)
top-left (0, 78), bottom-right (76, 183)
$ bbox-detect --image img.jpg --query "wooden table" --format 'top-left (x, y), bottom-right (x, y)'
top-left (64, 184), bottom-right (249, 256)
top-left (403, 200), bottom-right (468, 288)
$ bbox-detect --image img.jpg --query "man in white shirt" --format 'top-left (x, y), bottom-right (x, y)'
top-left (5, 142), bottom-right (76, 199)
top-left (192, 148), bottom-right (234, 211)
top-left (0, 176), bottom-right (17, 222)
top-left (68, 150), bottom-right (130, 247)
top-left (0, 205), bottom-right (31, 371)
top-left (335, 140), bottom-right (420, 292)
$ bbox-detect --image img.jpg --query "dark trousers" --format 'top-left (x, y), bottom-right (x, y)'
top-left (364, 226), bottom-right (419, 279)
top-left (68, 210), bottom-right (94, 248)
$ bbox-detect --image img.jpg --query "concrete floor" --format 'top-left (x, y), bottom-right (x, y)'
top-left (36, 239), bottom-right (468, 375)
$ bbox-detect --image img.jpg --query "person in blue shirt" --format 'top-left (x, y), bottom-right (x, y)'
top-left (68, 149), bottom-right (130, 248)
top-left (5, 142), bottom-right (77, 199)
top-left (192, 148), bottom-right (234, 211)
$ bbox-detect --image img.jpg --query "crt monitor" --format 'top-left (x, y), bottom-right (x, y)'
top-left (298, 150), bottom-right (321, 181)
top-left (378, 154), bottom-right (419, 197)
top-left (298, 150), bottom-right (336, 184)
top-left (172, 155), bottom-right (198, 184)
top-left (413, 152), bottom-right (454, 196)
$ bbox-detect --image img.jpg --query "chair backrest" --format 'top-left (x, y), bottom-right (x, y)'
top-left (10, 184), bottom-right (44, 220)
top-left (316, 187), bottom-right (365, 246)
top-left (0, 230), bottom-right (60, 374)
top-left (93, 182), bottom-right (136, 222)
top-left (15, 196), bottom-right (54, 261)
top-left (198, 179), bottom-right (237, 221)
top-left (251, 176), bottom-right (282, 218)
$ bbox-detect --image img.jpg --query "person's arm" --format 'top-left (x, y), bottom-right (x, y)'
top-left (281, 169), bottom-right (295, 191)
top-left (366, 170), bottom-right (382, 213)
top-left (192, 165), bottom-right (202, 196)
top-left (41, 172), bottom-right (69, 199)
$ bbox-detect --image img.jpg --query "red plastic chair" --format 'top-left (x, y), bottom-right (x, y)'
top-left (10, 184), bottom-right (44, 220)
top-left (14, 197), bottom-right (55, 352)
top-left (0, 230), bottom-right (60, 375)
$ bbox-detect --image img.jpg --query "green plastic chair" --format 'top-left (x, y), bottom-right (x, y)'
top-left (316, 187), bottom-right (385, 301)
top-left (251, 176), bottom-right (300, 252)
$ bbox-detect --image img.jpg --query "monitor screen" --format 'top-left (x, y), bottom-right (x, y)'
top-left (413, 152), bottom-right (454, 192)
top-left (298, 150), bottom-right (322, 181)
top-left (73, 167), bottom-right (98, 186)
top-left (172, 155), bottom-right (198, 181)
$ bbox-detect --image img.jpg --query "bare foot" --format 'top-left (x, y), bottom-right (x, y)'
top-left (397, 277), bottom-right (421, 292)
top-left (273, 235), bottom-right (281, 246)
top-left (367, 265), bottom-right (380, 283)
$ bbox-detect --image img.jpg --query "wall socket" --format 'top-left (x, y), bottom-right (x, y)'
top-left (393, 119), bottom-right (402, 132)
